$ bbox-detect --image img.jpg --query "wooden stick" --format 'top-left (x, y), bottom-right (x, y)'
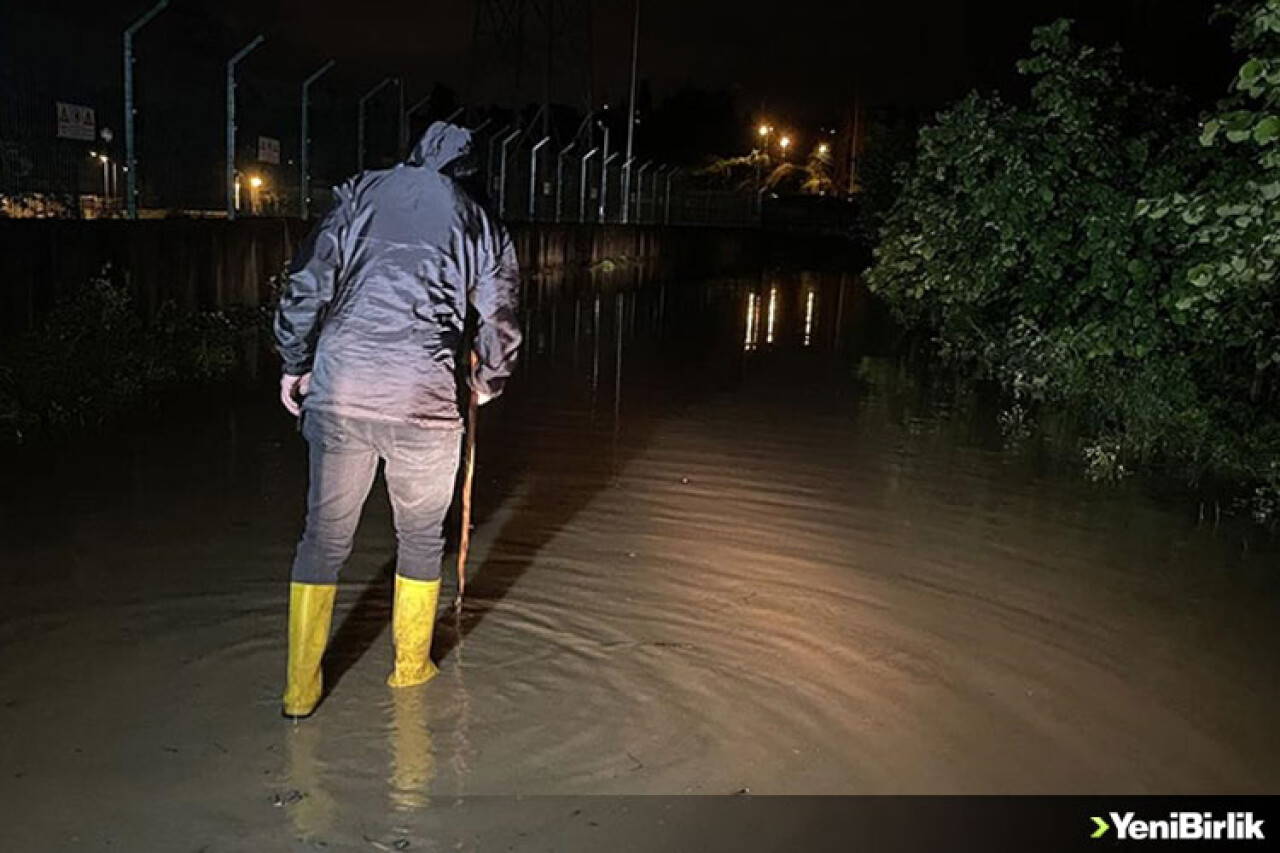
top-left (454, 357), bottom-right (480, 611)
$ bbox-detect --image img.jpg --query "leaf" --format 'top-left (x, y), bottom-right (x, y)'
top-left (1188, 264), bottom-right (1214, 288)
top-left (1253, 116), bottom-right (1280, 145)
top-left (1239, 58), bottom-right (1266, 86)
top-left (1200, 119), bottom-right (1221, 147)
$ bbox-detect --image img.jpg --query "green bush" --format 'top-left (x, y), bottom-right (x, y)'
top-left (866, 7), bottom-right (1280, 515)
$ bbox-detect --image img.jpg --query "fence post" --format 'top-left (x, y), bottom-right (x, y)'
top-left (635, 160), bottom-right (652, 223)
top-left (555, 141), bottom-right (575, 223)
top-left (497, 127), bottom-right (521, 219)
top-left (601, 152), bottom-right (619, 224)
top-left (579, 147), bottom-right (599, 224)
top-left (528, 136), bottom-right (549, 221)
top-left (650, 165), bottom-right (667, 225)
top-left (597, 122), bottom-right (611, 223)
top-left (226, 35), bottom-right (264, 221)
top-left (358, 78), bottom-right (395, 172)
top-left (123, 0), bottom-right (169, 219)
top-left (300, 59), bottom-right (335, 219)
top-left (487, 123), bottom-right (511, 199)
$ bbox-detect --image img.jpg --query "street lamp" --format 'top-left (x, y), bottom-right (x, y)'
top-left (248, 174), bottom-right (264, 215)
top-left (818, 142), bottom-right (830, 156)
top-left (754, 123), bottom-right (775, 191)
top-left (90, 151), bottom-right (112, 208)
top-left (779, 135), bottom-right (792, 154)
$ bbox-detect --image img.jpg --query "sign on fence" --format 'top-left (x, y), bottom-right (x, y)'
top-left (56, 103), bottom-right (95, 141)
top-left (258, 136), bottom-right (281, 165)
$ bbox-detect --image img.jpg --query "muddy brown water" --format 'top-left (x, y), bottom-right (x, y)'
top-left (1, 272), bottom-right (1277, 850)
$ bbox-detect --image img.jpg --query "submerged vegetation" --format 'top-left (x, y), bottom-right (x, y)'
top-left (866, 2), bottom-right (1280, 514)
top-left (0, 267), bottom-right (272, 442)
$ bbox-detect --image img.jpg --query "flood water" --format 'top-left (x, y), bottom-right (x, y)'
top-left (1, 271), bottom-right (1278, 850)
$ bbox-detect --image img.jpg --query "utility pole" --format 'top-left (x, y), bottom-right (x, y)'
top-left (621, 0), bottom-right (640, 224)
top-left (123, 0), bottom-right (169, 220)
top-left (226, 35), bottom-right (264, 221)
top-left (300, 59), bottom-right (335, 219)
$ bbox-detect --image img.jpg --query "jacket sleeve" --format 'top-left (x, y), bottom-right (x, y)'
top-left (468, 211), bottom-right (522, 399)
top-left (273, 184), bottom-right (351, 376)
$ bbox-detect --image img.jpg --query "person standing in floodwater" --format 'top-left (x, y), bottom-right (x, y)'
top-left (273, 121), bottom-right (522, 720)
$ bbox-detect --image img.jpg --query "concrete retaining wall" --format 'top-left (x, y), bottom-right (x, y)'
top-left (0, 218), bottom-right (856, 335)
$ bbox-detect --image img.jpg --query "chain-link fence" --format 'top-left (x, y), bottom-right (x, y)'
top-left (1, 24), bottom-right (758, 227)
top-left (464, 123), bottom-right (759, 227)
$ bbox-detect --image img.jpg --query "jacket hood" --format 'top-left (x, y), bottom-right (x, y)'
top-left (407, 122), bottom-right (473, 172)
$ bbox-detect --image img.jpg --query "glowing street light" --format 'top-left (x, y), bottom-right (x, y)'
top-left (818, 142), bottom-right (830, 156)
top-left (248, 174), bottom-right (264, 215)
top-left (90, 151), bottom-right (112, 202)
top-left (779, 135), bottom-right (792, 155)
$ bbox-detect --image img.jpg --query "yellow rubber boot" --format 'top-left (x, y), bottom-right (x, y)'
top-left (387, 576), bottom-right (441, 688)
top-left (282, 582), bottom-right (338, 719)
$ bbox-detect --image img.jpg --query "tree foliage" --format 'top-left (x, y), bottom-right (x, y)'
top-left (866, 8), bottom-right (1280, 501)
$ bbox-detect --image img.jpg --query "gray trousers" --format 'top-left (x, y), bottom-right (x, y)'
top-left (291, 409), bottom-right (463, 585)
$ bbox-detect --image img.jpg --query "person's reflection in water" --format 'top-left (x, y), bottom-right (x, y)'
top-left (443, 615), bottom-right (475, 787)
top-left (284, 719), bottom-right (336, 838)
top-left (389, 687), bottom-right (435, 812)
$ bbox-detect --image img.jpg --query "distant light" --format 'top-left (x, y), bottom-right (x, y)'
top-left (804, 288), bottom-right (816, 347)
top-left (818, 142), bottom-right (830, 155)
top-left (779, 135), bottom-right (791, 150)
top-left (766, 286), bottom-right (778, 344)
top-left (249, 175), bottom-right (264, 189)
top-left (758, 124), bottom-right (769, 137)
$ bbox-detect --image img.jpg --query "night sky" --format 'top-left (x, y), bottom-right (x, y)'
top-left (3, 0), bottom-right (1238, 119)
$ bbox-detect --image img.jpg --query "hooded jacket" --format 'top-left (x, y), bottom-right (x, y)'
top-left (274, 122), bottom-right (521, 426)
